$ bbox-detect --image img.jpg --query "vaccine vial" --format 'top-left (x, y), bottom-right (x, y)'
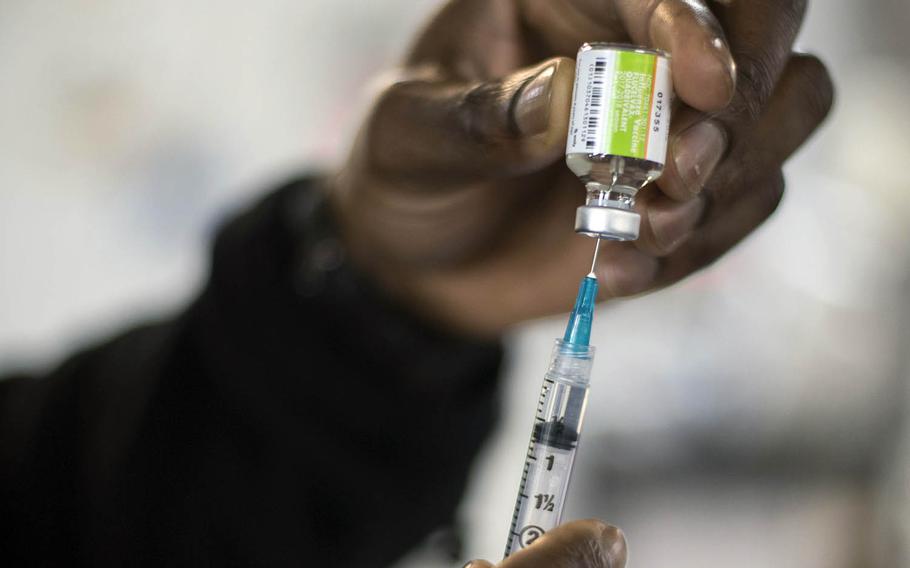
top-left (566, 43), bottom-right (673, 241)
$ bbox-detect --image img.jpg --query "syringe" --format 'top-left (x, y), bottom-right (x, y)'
top-left (503, 261), bottom-right (599, 557)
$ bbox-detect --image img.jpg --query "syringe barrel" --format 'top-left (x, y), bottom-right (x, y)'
top-left (505, 340), bottom-right (595, 557)
top-left (547, 342), bottom-right (595, 386)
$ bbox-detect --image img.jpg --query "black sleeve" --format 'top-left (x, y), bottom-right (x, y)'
top-left (0, 177), bottom-right (504, 567)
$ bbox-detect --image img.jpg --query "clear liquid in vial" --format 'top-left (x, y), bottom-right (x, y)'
top-left (566, 153), bottom-right (663, 210)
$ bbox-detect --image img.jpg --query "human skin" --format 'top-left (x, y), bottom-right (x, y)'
top-left (464, 519), bottom-right (628, 568)
top-left (331, 0), bottom-right (833, 337)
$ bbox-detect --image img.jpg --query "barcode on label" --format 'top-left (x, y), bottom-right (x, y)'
top-left (585, 58), bottom-right (607, 150)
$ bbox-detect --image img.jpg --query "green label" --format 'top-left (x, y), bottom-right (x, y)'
top-left (606, 51), bottom-right (657, 159)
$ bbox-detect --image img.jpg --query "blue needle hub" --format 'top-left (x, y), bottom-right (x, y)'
top-left (562, 275), bottom-right (598, 348)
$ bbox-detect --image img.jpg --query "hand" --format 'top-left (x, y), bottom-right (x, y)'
top-left (331, 0), bottom-right (833, 337)
top-left (464, 520), bottom-right (627, 568)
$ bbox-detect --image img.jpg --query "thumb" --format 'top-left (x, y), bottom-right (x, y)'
top-left (500, 520), bottom-right (627, 568)
top-left (365, 57), bottom-right (574, 182)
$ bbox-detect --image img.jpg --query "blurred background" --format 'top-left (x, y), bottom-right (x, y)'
top-left (1, 1), bottom-right (908, 566)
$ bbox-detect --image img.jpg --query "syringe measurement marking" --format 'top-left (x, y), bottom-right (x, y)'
top-left (508, 446), bottom-right (566, 552)
top-left (534, 494), bottom-right (556, 511)
top-left (508, 380), bottom-right (559, 552)
top-left (511, 445), bottom-right (569, 542)
top-left (508, 462), bottom-right (533, 537)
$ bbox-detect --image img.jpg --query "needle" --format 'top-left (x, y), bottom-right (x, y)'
top-left (588, 238), bottom-right (601, 278)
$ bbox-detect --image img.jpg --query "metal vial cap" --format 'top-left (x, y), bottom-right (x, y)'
top-left (575, 205), bottom-right (640, 241)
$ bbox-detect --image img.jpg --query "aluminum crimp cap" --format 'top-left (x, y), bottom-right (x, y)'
top-left (575, 205), bottom-right (640, 241)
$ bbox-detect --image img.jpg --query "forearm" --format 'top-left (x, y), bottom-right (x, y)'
top-left (0, 177), bottom-right (505, 566)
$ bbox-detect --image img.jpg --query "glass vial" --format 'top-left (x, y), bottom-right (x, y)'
top-left (566, 43), bottom-right (673, 241)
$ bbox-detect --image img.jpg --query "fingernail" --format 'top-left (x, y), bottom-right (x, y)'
top-left (708, 36), bottom-right (737, 101)
top-left (672, 120), bottom-right (726, 195)
top-left (648, 196), bottom-right (705, 252)
top-left (461, 562), bottom-right (475, 568)
top-left (513, 64), bottom-right (556, 136)
top-left (600, 525), bottom-right (628, 568)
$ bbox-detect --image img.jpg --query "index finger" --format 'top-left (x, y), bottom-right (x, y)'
top-left (710, 0), bottom-right (809, 119)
